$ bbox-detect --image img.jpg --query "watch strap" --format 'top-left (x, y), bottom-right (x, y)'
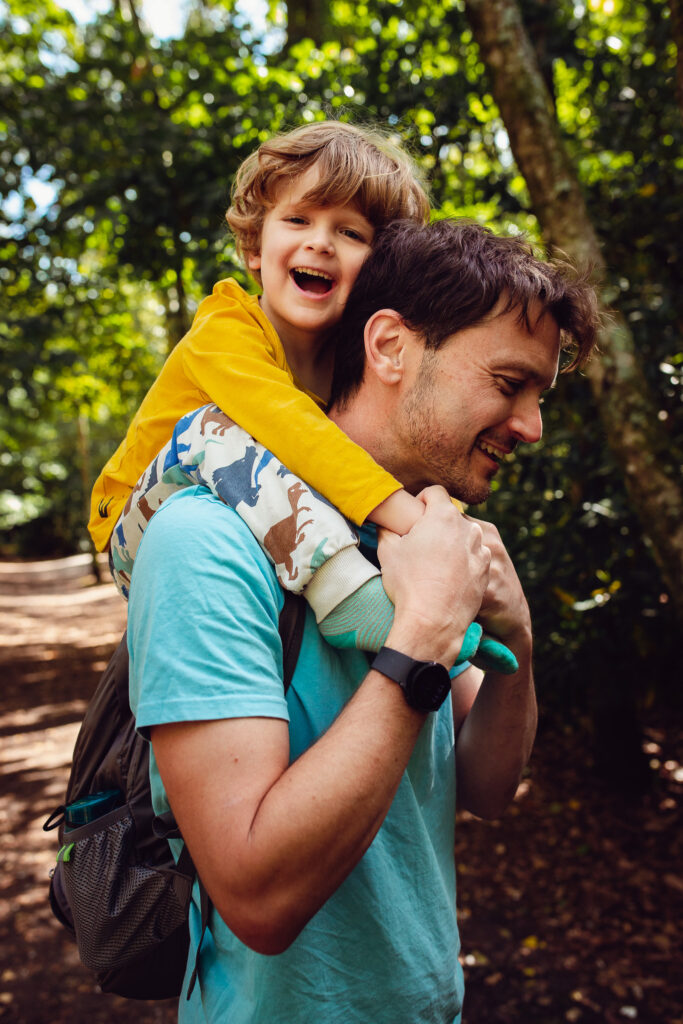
top-left (371, 646), bottom-right (420, 684)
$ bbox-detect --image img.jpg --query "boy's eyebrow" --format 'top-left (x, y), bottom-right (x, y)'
top-left (282, 194), bottom-right (373, 223)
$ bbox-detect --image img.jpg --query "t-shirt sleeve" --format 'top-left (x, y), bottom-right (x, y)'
top-left (128, 486), bottom-right (290, 735)
top-left (181, 288), bottom-right (402, 526)
top-left (450, 662), bottom-right (470, 679)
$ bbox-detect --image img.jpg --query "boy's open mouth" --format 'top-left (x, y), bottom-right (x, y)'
top-left (291, 267), bottom-right (334, 295)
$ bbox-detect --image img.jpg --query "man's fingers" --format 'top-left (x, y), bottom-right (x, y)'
top-left (377, 526), bottom-right (400, 555)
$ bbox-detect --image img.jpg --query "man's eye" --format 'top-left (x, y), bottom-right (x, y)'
top-left (498, 377), bottom-right (523, 395)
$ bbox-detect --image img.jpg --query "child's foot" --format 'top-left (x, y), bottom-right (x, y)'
top-left (455, 623), bottom-right (482, 664)
top-left (315, 560), bottom-right (518, 673)
top-left (472, 633), bottom-right (519, 674)
top-left (318, 576), bottom-right (393, 652)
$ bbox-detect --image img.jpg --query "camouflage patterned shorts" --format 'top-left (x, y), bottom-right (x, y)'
top-left (110, 404), bottom-right (364, 602)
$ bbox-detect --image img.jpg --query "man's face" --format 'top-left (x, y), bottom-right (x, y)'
top-left (393, 304), bottom-right (561, 504)
top-left (248, 165), bottom-right (374, 351)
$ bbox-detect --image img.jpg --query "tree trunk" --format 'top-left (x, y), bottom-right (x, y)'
top-left (77, 412), bottom-right (103, 584)
top-left (162, 280), bottom-right (190, 354)
top-left (670, 0), bottom-right (683, 117)
top-left (464, 0), bottom-right (683, 626)
top-left (286, 0), bottom-right (327, 46)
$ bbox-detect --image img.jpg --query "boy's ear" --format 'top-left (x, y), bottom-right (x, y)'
top-left (247, 250), bottom-right (261, 270)
top-left (364, 310), bottom-right (408, 385)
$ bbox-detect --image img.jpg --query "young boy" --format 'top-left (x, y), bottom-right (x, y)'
top-left (91, 121), bottom-right (513, 670)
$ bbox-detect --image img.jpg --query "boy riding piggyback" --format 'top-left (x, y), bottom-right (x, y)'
top-left (90, 121), bottom-right (512, 669)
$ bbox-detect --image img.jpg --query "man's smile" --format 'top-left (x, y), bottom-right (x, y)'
top-left (475, 438), bottom-right (510, 465)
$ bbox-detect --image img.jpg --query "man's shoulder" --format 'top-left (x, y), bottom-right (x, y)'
top-left (143, 483), bottom-right (253, 541)
top-left (135, 486), bottom-right (282, 609)
top-left (128, 486), bottom-right (289, 736)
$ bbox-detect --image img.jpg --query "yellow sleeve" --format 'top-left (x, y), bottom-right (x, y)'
top-left (88, 279), bottom-right (401, 551)
top-left (179, 286), bottom-right (403, 523)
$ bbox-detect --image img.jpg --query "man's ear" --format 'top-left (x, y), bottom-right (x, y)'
top-left (364, 310), bottom-right (408, 385)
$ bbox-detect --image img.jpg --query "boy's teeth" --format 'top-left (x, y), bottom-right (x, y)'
top-left (292, 267), bottom-right (332, 280)
top-left (291, 267), bottom-right (334, 294)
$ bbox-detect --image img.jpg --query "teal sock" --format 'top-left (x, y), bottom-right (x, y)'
top-left (457, 623), bottom-right (482, 665)
top-left (319, 576), bottom-right (394, 653)
top-left (472, 633), bottom-right (519, 675)
top-left (319, 578), bottom-right (489, 667)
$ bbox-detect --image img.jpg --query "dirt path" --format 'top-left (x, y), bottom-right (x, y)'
top-left (1, 557), bottom-right (681, 1023)
top-left (0, 556), bottom-right (174, 1023)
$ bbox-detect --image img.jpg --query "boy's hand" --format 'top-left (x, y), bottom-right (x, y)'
top-left (378, 487), bottom-right (491, 668)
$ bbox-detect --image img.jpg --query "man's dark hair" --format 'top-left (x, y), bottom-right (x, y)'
top-left (329, 218), bottom-right (600, 407)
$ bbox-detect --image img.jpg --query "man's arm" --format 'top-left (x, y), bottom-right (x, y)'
top-left (450, 519), bottom-right (537, 820)
top-left (151, 487), bottom-right (490, 956)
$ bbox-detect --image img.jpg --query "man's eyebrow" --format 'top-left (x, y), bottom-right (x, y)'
top-left (493, 362), bottom-right (557, 389)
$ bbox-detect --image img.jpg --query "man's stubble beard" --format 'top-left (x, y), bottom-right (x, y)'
top-left (399, 351), bottom-right (493, 506)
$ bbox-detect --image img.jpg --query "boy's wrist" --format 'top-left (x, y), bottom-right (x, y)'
top-left (367, 489), bottom-right (424, 536)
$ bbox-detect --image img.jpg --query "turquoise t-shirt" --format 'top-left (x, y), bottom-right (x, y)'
top-left (128, 487), bottom-right (464, 1023)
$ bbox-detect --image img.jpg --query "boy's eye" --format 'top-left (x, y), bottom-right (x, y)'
top-left (341, 227), bottom-right (368, 243)
top-left (285, 216), bottom-right (307, 225)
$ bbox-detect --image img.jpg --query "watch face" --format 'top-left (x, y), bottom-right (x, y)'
top-left (406, 663), bottom-right (451, 712)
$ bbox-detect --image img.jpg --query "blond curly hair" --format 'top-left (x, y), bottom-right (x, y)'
top-left (226, 121), bottom-right (430, 270)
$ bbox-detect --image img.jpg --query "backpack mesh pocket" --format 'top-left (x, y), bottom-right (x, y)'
top-left (59, 805), bottom-right (193, 973)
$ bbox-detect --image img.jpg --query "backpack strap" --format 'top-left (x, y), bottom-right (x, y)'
top-left (280, 590), bottom-right (306, 693)
top-left (185, 590), bottom-right (306, 1000)
top-left (185, 877), bottom-right (211, 1000)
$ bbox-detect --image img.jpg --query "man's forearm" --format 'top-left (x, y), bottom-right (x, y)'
top-left (153, 666), bottom-right (427, 955)
top-left (453, 626), bottom-right (537, 819)
top-left (237, 667), bottom-right (429, 950)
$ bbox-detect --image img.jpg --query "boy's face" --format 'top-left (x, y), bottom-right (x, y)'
top-left (249, 166), bottom-right (374, 352)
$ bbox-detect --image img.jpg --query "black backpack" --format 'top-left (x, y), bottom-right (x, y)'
top-left (44, 592), bottom-right (305, 1001)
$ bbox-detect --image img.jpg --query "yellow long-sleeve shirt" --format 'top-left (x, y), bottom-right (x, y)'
top-left (89, 278), bottom-right (402, 552)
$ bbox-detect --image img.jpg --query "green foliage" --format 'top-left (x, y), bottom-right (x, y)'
top-left (1, 0), bottom-right (680, 718)
top-left (461, 0), bottom-right (682, 715)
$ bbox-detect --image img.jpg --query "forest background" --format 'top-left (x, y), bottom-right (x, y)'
top-left (3, 0), bottom-right (682, 778)
top-left (1, 1), bottom-right (682, 1021)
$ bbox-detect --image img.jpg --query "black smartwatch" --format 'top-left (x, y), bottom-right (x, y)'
top-left (372, 646), bottom-right (451, 713)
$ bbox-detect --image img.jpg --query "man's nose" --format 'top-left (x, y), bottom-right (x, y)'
top-left (508, 399), bottom-right (543, 444)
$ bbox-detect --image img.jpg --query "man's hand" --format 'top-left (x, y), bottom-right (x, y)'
top-left (466, 516), bottom-right (531, 648)
top-left (450, 516), bottom-right (537, 819)
top-left (378, 486), bottom-right (491, 667)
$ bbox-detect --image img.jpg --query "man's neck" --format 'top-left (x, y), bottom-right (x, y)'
top-left (328, 396), bottom-right (393, 475)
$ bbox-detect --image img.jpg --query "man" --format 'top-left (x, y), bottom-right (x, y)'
top-left (128, 219), bottom-right (598, 1023)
